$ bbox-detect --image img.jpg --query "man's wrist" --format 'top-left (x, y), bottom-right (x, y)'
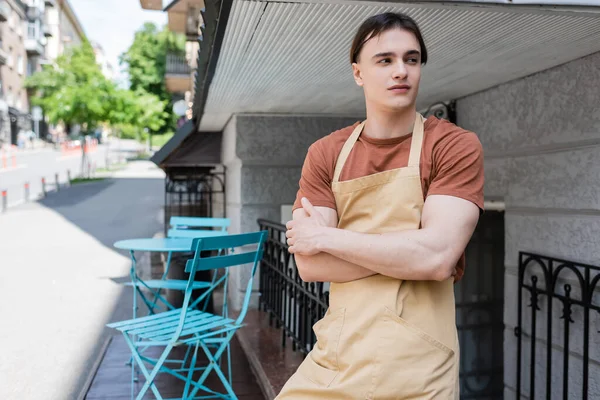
top-left (317, 226), bottom-right (338, 253)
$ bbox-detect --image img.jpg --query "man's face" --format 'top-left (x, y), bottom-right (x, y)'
top-left (352, 28), bottom-right (422, 112)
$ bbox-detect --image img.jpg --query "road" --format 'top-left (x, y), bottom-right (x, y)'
top-left (0, 160), bottom-right (165, 400)
top-left (0, 139), bottom-right (142, 209)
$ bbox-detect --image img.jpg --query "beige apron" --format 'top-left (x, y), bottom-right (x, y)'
top-left (276, 113), bottom-right (460, 399)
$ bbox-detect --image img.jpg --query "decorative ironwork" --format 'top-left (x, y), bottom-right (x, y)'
top-left (257, 219), bottom-right (329, 353)
top-left (423, 100), bottom-right (457, 124)
top-left (516, 252), bottom-right (600, 399)
top-left (164, 167), bottom-right (225, 233)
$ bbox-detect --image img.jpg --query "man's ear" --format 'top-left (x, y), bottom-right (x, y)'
top-left (352, 63), bottom-right (363, 87)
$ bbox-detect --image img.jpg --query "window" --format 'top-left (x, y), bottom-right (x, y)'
top-left (28, 22), bottom-right (38, 40)
top-left (27, 59), bottom-right (36, 76)
top-left (6, 88), bottom-right (13, 107)
top-left (7, 47), bottom-right (13, 68)
top-left (17, 56), bottom-right (23, 75)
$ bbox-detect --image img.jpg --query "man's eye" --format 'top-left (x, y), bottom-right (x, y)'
top-left (407, 58), bottom-right (418, 64)
top-left (378, 58), bottom-right (391, 64)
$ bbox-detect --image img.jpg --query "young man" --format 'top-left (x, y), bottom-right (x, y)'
top-left (277, 12), bottom-right (484, 399)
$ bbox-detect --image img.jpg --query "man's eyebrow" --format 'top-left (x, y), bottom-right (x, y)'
top-left (372, 50), bottom-right (421, 59)
top-left (372, 51), bottom-right (395, 59)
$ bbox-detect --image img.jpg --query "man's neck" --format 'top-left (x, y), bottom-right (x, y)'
top-left (363, 106), bottom-right (416, 140)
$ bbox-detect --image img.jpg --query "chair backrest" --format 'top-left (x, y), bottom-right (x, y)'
top-left (183, 231), bottom-right (268, 325)
top-left (170, 217), bottom-right (230, 230)
top-left (167, 229), bottom-right (227, 239)
top-left (168, 217), bottom-right (230, 239)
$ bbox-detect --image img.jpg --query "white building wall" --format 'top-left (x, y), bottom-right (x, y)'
top-left (456, 50), bottom-right (600, 399)
top-left (222, 114), bottom-right (358, 310)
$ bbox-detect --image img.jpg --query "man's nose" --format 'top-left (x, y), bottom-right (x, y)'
top-left (392, 61), bottom-right (408, 80)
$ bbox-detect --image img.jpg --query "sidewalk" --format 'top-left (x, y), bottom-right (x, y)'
top-left (0, 161), bottom-right (165, 400)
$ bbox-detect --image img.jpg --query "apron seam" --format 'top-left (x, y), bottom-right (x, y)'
top-left (332, 175), bottom-right (421, 194)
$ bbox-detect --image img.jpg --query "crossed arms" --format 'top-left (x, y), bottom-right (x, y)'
top-left (285, 195), bottom-right (480, 283)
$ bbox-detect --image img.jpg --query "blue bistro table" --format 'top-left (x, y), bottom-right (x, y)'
top-left (114, 238), bottom-right (195, 318)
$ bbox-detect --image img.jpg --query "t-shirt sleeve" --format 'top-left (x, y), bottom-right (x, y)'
top-left (427, 129), bottom-right (484, 211)
top-left (292, 141), bottom-right (337, 212)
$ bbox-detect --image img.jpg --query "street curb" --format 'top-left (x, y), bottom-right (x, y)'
top-left (76, 335), bottom-right (113, 400)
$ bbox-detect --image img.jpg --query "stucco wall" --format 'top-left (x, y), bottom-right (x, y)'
top-left (456, 50), bottom-right (600, 399)
top-left (222, 114), bottom-right (358, 310)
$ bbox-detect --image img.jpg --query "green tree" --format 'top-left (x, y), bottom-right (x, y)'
top-left (108, 88), bottom-right (168, 141)
top-left (26, 41), bottom-right (114, 134)
top-left (120, 22), bottom-right (185, 135)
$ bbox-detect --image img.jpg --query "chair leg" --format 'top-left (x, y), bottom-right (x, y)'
top-left (227, 342), bottom-right (232, 386)
top-left (182, 342), bottom-right (200, 399)
top-left (187, 331), bottom-right (237, 400)
top-left (123, 334), bottom-right (170, 400)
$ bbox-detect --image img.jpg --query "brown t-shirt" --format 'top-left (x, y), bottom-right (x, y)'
top-left (292, 116), bottom-right (485, 281)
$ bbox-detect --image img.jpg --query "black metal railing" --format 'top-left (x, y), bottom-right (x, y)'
top-left (166, 53), bottom-right (191, 76)
top-left (164, 167), bottom-right (226, 234)
top-left (257, 219), bottom-right (328, 353)
top-left (516, 252), bottom-right (600, 399)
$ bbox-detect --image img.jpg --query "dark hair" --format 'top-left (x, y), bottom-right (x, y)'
top-left (350, 12), bottom-right (428, 65)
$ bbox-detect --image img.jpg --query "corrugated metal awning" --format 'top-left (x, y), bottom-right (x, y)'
top-left (198, 0), bottom-right (600, 131)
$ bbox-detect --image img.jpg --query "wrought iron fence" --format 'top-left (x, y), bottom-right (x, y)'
top-left (257, 218), bottom-right (329, 353)
top-left (516, 252), bottom-right (600, 400)
top-left (164, 167), bottom-right (225, 234)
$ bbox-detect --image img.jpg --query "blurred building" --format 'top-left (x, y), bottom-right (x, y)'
top-left (0, 0), bottom-right (89, 146)
top-left (39, 0), bottom-right (85, 143)
top-left (91, 41), bottom-right (114, 81)
top-left (0, 0), bottom-right (46, 146)
top-left (44, 0), bottom-right (85, 63)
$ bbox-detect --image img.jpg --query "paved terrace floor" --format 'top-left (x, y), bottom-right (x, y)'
top-left (85, 334), bottom-right (264, 399)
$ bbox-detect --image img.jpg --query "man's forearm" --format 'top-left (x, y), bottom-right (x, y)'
top-left (318, 227), bottom-right (452, 281)
top-left (295, 252), bottom-right (376, 283)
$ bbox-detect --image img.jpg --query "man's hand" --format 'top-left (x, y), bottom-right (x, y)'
top-left (285, 198), bottom-right (329, 256)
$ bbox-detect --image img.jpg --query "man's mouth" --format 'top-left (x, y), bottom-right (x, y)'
top-left (388, 84), bottom-right (411, 93)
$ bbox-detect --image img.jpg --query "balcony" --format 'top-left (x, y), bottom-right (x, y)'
top-left (165, 52), bottom-right (191, 93)
top-left (0, 0), bottom-right (10, 22)
top-left (165, 0), bottom-right (205, 39)
top-left (25, 38), bottom-right (44, 56)
top-left (27, 6), bottom-right (43, 21)
top-left (139, 0), bottom-right (163, 10)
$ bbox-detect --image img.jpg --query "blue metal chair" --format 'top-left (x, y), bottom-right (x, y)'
top-left (107, 230), bottom-right (267, 400)
top-left (132, 217), bottom-right (231, 315)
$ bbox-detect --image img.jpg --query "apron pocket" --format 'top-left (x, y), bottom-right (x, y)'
top-left (299, 307), bottom-right (346, 387)
top-left (298, 354), bottom-right (339, 387)
top-left (383, 306), bottom-right (454, 356)
top-left (371, 306), bottom-right (456, 399)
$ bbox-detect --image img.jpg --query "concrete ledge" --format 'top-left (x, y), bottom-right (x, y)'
top-left (231, 308), bottom-right (304, 400)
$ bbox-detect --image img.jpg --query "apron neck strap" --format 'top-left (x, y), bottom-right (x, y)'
top-left (332, 112), bottom-right (426, 183)
top-left (407, 113), bottom-right (425, 168)
top-left (333, 121), bottom-right (365, 183)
